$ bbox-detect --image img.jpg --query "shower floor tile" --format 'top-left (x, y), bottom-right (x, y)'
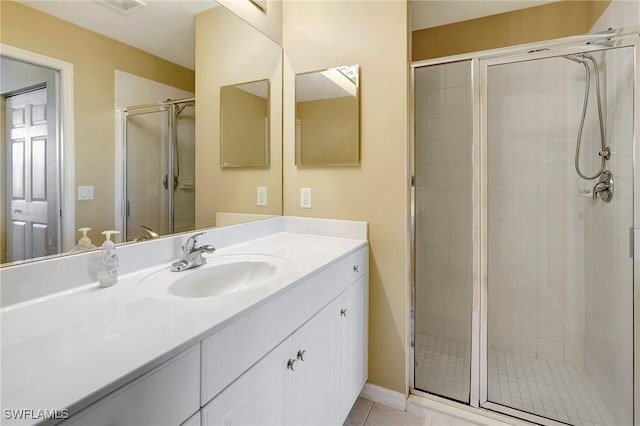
top-left (414, 334), bottom-right (471, 403)
top-left (488, 348), bottom-right (616, 426)
top-left (414, 333), bottom-right (617, 426)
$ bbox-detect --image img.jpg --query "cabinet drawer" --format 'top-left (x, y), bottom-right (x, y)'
top-left (62, 345), bottom-right (200, 426)
top-left (339, 246), bottom-right (368, 286)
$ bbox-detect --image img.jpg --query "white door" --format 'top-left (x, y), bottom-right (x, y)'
top-left (293, 300), bottom-right (339, 426)
top-left (338, 278), bottom-right (367, 422)
top-left (5, 87), bottom-right (58, 261)
top-left (201, 337), bottom-right (295, 426)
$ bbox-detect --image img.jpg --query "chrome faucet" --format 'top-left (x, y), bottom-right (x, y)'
top-left (170, 232), bottom-right (216, 272)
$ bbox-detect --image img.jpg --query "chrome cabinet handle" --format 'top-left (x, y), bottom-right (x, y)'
top-left (297, 349), bottom-right (306, 361)
top-left (353, 264), bottom-right (360, 273)
top-left (287, 359), bottom-right (297, 371)
top-left (340, 308), bottom-right (347, 317)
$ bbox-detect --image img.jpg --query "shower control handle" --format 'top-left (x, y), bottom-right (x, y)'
top-left (592, 170), bottom-right (614, 203)
top-left (162, 174), bottom-right (179, 191)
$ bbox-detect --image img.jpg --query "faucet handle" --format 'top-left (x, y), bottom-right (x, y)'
top-left (184, 232), bottom-right (206, 252)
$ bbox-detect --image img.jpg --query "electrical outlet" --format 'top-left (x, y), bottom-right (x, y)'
top-left (257, 187), bottom-right (267, 206)
top-left (300, 188), bottom-right (312, 208)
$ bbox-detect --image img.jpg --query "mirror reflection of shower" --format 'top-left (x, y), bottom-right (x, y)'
top-left (564, 52), bottom-right (613, 202)
top-left (123, 98), bottom-right (196, 242)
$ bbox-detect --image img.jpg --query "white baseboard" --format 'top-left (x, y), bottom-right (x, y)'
top-left (359, 383), bottom-right (407, 411)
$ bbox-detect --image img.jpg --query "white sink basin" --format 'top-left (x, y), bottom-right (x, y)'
top-left (138, 254), bottom-right (288, 300)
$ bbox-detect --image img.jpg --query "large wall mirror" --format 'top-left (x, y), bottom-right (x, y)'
top-left (0, 0), bottom-right (283, 266)
top-left (295, 64), bottom-right (360, 166)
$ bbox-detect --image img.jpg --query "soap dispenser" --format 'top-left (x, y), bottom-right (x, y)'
top-left (97, 230), bottom-right (120, 288)
top-left (70, 227), bottom-right (98, 253)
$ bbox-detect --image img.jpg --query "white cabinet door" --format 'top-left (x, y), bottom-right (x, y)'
top-left (292, 300), bottom-right (339, 426)
top-left (201, 337), bottom-right (295, 426)
top-left (338, 277), bottom-right (368, 422)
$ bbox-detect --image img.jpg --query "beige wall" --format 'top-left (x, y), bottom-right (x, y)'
top-left (297, 96), bottom-right (358, 165)
top-left (283, 1), bottom-right (409, 393)
top-left (412, 0), bottom-right (610, 61)
top-left (195, 6), bottom-right (282, 228)
top-left (0, 1), bottom-right (194, 244)
top-left (221, 86), bottom-right (268, 167)
top-left (217, 0), bottom-right (282, 45)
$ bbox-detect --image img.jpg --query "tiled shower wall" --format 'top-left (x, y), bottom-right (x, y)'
top-left (583, 47), bottom-right (634, 426)
top-left (584, 4), bottom-right (639, 424)
top-left (486, 57), bottom-right (588, 367)
top-left (415, 61), bottom-right (473, 350)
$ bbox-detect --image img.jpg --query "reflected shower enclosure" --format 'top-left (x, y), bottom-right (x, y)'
top-left (123, 99), bottom-right (196, 242)
top-left (413, 38), bottom-right (636, 426)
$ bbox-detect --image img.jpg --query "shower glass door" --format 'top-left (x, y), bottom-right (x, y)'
top-left (125, 106), bottom-right (171, 240)
top-left (482, 44), bottom-right (635, 426)
top-left (414, 60), bottom-right (474, 403)
top-left (123, 100), bottom-right (196, 242)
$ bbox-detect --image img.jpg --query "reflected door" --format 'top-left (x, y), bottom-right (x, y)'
top-left (4, 87), bottom-right (59, 261)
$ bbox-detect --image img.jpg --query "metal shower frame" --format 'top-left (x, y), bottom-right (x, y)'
top-left (409, 28), bottom-right (640, 426)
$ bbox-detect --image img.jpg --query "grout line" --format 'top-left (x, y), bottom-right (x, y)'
top-left (362, 401), bottom-right (375, 425)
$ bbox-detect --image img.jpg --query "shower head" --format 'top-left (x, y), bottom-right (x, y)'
top-left (174, 102), bottom-right (195, 116)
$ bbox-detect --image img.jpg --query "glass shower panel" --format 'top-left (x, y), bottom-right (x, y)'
top-left (414, 61), bottom-right (473, 403)
top-left (172, 102), bottom-right (196, 235)
top-left (485, 47), bottom-right (634, 426)
top-left (125, 109), bottom-right (171, 240)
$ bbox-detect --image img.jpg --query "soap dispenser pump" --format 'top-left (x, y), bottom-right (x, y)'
top-left (97, 230), bottom-right (120, 288)
top-left (71, 227), bottom-right (97, 252)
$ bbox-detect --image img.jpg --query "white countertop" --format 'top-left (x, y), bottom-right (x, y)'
top-left (0, 231), bottom-right (367, 426)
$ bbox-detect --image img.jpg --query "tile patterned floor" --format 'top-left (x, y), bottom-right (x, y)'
top-left (344, 398), bottom-right (456, 426)
top-left (414, 333), bottom-right (617, 426)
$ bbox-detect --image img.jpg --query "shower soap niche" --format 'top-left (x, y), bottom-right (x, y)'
top-left (179, 177), bottom-right (195, 190)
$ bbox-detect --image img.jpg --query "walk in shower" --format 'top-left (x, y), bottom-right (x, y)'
top-left (412, 31), bottom-right (638, 426)
top-left (122, 98), bottom-right (196, 242)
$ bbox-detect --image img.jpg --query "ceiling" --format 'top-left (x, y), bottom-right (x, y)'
top-left (16, 0), bottom-right (218, 70)
top-left (411, 0), bottom-right (559, 31)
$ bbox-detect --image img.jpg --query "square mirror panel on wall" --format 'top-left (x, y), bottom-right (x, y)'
top-left (295, 64), bottom-right (360, 166)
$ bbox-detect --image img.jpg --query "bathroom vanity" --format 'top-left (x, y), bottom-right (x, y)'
top-left (0, 217), bottom-right (368, 426)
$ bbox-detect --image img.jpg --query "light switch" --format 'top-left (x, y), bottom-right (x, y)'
top-left (78, 185), bottom-right (94, 201)
top-left (300, 188), bottom-right (312, 209)
top-left (257, 187), bottom-right (267, 206)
